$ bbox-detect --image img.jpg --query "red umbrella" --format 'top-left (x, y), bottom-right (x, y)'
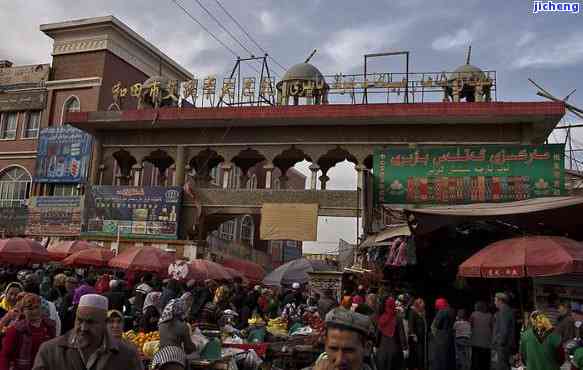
top-left (0, 238), bottom-right (50, 265)
top-left (109, 247), bottom-right (173, 273)
top-left (459, 236), bottom-right (583, 278)
top-left (222, 257), bottom-right (265, 283)
top-left (62, 248), bottom-right (114, 268)
top-left (47, 240), bottom-right (95, 261)
top-left (187, 259), bottom-right (232, 281)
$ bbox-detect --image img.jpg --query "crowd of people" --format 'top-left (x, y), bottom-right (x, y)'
top-left (0, 267), bottom-right (582, 370)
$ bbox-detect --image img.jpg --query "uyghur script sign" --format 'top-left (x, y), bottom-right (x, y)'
top-left (373, 144), bottom-right (565, 204)
top-left (25, 196), bottom-right (82, 237)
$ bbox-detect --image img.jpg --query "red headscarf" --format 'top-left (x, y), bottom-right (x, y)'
top-left (377, 297), bottom-right (397, 337)
top-left (352, 295), bottom-right (364, 305)
top-left (435, 297), bottom-right (448, 311)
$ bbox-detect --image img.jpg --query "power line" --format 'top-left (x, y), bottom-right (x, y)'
top-left (171, 0), bottom-right (260, 74)
top-left (192, 0), bottom-right (256, 58)
top-left (213, 0), bottom-right (288, 73)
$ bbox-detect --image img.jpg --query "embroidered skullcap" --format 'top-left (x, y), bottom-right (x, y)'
top-left (292, 282), bottom-right (300, 289)
top-left (78, 294), bottom-right (108, 311)
top-left (151, 345), bottom-right (186, 369)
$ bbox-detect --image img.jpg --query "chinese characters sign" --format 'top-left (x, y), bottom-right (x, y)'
top-left (83, 186), bottom-right (182, 240)
top-left (373, 145), bottom-right (565, 204)
top-left (26, 196), bottom-right (82, 236)
top-left (35, 126), bottom-right (93, 183)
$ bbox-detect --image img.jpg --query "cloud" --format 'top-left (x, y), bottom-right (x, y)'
top-left (322, 21), bottom-right (412, 72)
top-left (513, 32), bottom-right (583, 68)
top-left (431, 28), bottom-right (473, 51)
top-left (516, 32), bottom-right (536, 47)
top-left (258, 10), bottom-right (277, 34)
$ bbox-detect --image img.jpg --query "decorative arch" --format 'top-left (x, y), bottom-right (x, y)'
top-left (142, 149), bottom-right (175, 186)
top-left (0, 165), bottom-right (32, 208)
top-left (112, 149), bottom-right (137, 185)
top-left (61, 95), bottom-right (81, 125)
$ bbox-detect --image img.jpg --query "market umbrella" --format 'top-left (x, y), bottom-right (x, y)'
top-left (458, 236), bottom-right (583, 278)
top-left (108, 247), bottom-right (173, 273)
top-left (47, 240), bottom-right (95, 261)
top-left (0, 238), bottom-right (51, 265)
top-left (62, 248), bottom-right (114, 268)
top-left (187, 259), bottom-right (232, 281)
top-left (262, 258), bottom-right (336, 287)
top-left (224, 267), bottom-right (248, 283)
top-left (222, 257), bottom-right (265, 283)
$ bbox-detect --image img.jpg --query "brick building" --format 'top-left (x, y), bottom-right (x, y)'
top-left (0, 16), bottom-right (191, 235)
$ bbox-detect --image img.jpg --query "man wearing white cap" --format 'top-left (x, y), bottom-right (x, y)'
top-left (33, 294), bottom-right (143, 370)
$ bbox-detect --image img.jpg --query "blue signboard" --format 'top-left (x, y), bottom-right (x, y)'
top-left (83, 186), bottom-right (182, 240)
top-left (34, 125), bottom-right (93, 183)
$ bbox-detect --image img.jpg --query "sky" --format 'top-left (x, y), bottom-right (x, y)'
top-left (1, 0), bottom-right (582, 253)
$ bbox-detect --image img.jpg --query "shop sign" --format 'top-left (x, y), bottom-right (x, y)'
top-left (0, 64), bottom-right (50, 85)
top-left (34, 125), bottom-right (93, 183)
top-left (25, 196), bottom-right (82, 236)
top-left (0, 207), bottom-right (28, 237)
top-left (83, 186), bottom-right (182, 240)
top-left (373, 144), bottom-right (565, 204)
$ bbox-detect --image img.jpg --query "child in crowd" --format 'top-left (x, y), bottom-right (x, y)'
top-left (454, 308), bottom-right (472, 370)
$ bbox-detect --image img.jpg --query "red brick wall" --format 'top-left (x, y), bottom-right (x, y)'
top-left (0, 159), bottom-right (36, 176)
top-left (51, 51), bottom-right (106, 80)
top-left (48, 87), bottom-right (100, 126)
top-left (99, 51), bottom-right (148, 111)
top-left (0, 112), bottom-right (40, 153)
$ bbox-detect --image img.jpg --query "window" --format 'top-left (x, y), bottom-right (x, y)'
top-left (210, 166), bottom-right (220, 186)
top-left (240, 215), bottom-right (254, 247)
top-left (219, 220), bottom-right (236, 241)
top-left (229, 167), bottom-right (241, 189)
top-left (61, 96), bottom-right (80, 125)
top-left (273, 178), bottom-right (281, 190)
top-left (0, 112), bottom-right (17, 140)
top-left (0, 166), bottom-right (31, 208)
top-left (50, 184), bottom-right (79, 197)
top-left (23, 111), bottom-right (40, 138)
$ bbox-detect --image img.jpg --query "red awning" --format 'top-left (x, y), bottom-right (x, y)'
top-left (222, 258), bottom-right (266, 283)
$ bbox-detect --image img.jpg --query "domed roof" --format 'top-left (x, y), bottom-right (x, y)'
top-left (281, 63), bottom-right (325, 82)
top-left (449, 63), bottom-right (486, 81)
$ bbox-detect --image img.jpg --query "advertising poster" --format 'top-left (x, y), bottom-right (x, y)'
top-left (83, 186), bottom-right (182, 240)
top-left (373, 144), bottom-right (565, 204)
top-left (34, 125), bottom-right (93, 183)
top-left (25, 196), bottom-right (82, 236)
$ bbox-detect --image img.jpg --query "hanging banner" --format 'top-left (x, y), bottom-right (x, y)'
top-left (260, 203), bottom-right (318, 241)
top-left (374, 144), bottom-right (565, 204)
top-left (83, 186), bottom-right (182, 240)
top-left (25, 196), bottom-right (82, 236)
top-left (34, 125), bottom-right (93, 183)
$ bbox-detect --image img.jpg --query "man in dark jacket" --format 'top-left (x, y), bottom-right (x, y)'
top-left (492, 292), bottom-right (516, 370)
top-left (103, 280), bottom-right (128, 312)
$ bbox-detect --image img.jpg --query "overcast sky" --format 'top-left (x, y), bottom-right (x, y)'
top-left (2, 0), bottom-right (582, 252)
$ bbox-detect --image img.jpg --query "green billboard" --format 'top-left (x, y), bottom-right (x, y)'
top-left (373, 144), bottom-right (565, 204)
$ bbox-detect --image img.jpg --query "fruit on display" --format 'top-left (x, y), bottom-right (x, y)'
top-left (266, 317), bottom-right (288, 337)
top-left (123, 330), bottom-right (160, 354)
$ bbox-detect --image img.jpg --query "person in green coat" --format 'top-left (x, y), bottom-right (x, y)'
top-left (520, 311), bottom-right (563, 370)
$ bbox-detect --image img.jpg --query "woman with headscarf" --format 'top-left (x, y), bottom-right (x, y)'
top-left (520, 311), bottom-right (563, 370)
top-left (0, 282), bottom-right (23, 319)
top-left (107, 310), bottom-right (125, 341)
top-left (430, 298), bottom-right (456, 370)
top-left (0, 293), bottom-right (55, 370)
top-left (376, 297), bottom-right (408, 370)
top-left (140, 291), bottom-right (162, 333)
top-left (159, 298), bottom-right (196, 354)
top-left (408, 298), bottom-right (428, 370)
top-left (48, 274), bottom-right (67, 306)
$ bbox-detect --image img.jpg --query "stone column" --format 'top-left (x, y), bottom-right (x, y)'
top-left (221, 162), bottom-right (232, 189)
top-left (89, 136), bottom-right (102, 185)
top-left (132, 164), bottom-right (143, 186)
top-left (319, 174), bottom-right (330, 190)
top-left (355, 164), bottom-right (367, 220)
top-left (309, 163), bottom-right (320, 190)
top-left (263, 162), bottom-right (274, 189)
top-left (175, 146), bottom-right (186, 187)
